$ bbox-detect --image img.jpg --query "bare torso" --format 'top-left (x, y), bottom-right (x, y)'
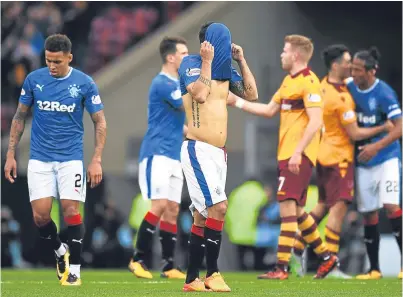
top-left (183, 80), bottom-right (229, 147)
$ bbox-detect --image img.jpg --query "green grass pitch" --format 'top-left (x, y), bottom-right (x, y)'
top-left (1, 269), bottom-right (401, 297)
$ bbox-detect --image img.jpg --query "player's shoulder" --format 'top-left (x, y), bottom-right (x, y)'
top-left (151, 73), bottom-right (178, 90)
top-left (377, 79), bottom-right (396, 97)
top-left (179, 55), bottom-right (202, 75)
top-left (305, 69), bottom-right (321, 84)
top-left (27, 67), bottom-right (50, 80)
top-left (71, 68), bottom-right (95, 84)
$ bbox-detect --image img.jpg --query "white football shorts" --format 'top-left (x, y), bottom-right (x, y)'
top-left (28, 159), bottom-right (86, 202)
top-left (138, 155), bottom-right (183, 204)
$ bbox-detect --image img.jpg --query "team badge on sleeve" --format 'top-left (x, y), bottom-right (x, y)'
top-left (91, 95), bottom-right (102, 104)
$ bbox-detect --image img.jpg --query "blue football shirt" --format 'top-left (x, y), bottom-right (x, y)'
top-left (139, 72), bottom-right (185, 162)
top-left (347, 78), bottom-right (402, 167)
top-left (19, 67), bottom-right (104, 162)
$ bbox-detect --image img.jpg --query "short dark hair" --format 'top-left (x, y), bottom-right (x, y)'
top-left (44, 34), bottom-right (72, 54)
top-left (354, 46), bottom-right (381, 70)
top-left (159, 36), bottom-right (187, 63)
top-left (322, 44), bottom-right (350, 70)
top-left (199, 22), bottom-right (214, 43)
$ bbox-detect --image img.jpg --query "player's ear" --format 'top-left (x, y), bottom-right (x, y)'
top-left (68, 53), bottom-right (73, 63)
top-left (370, 69), bottom-right (376, 76)
top-left (167, 53), bottom-right (175, 64)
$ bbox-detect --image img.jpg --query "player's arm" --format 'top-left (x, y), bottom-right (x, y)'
top-left (187, 42), bottom-right (214, 104)
top-left (4, 103), bottom-right (30, 183)
top-left (288, 80), bottom-right (323, 174)
top-left (84, 81), bottom-right (107, 188)
top-left (357, 89), bottom-right (402, 162)
top-left (229, 44), bottom-right (258, 101)
top-left (7, 103), bottom-right (30, 158)
top-left (339, 106), bottom-right (389, 141)
top-left (294, 107), bottom-right (323, 155)
top-left (183, 125), bottom-right (188, 137)
top-left (344, 121), bottom-right (390, 141)
top-left (90, 110), bottom-right (107, 163)
top-left (5, 74), bottom-right (34, 183)
top-left (372, 117), bottom-right (402, 149)
top-left (163, 86), bottom-right (184, 110)
top-left (229, 90), bottom-right (280, 117)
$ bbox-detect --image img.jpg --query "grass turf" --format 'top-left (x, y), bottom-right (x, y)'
top-left (1, 269), bottom-right (401, 297)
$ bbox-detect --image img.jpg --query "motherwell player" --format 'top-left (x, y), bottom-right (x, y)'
top-left (293, 45), bottom-right (391, 278)
top-left (228, 35), bottom-right (337, 279)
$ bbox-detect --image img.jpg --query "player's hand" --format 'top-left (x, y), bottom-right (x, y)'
top-left (231, 43), bottom-right (244, 62)
top-left (200, 41), bottom-right (214, 62)
top-left (87, 160), bottom-right (103, 188)
top-left (4, 156), bottom-right (17, 183)
top-left (358, 143), bottom-right (379, 163)
top-left (288, 152), bottom-right (302, 175)
top-left (384, 120), bottom-right (394, 132)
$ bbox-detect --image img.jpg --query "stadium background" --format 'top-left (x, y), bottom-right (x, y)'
top-left (1, 1), bottom-right (402, 276)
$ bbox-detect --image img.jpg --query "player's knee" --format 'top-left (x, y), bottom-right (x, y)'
top-left (209, 200), bottom-right (228, 220)
top-left (166, 202), bottom-right (180, 215)
top-left (363, 211), bottom-right (379, 225)
top-left (330, 201), bottom-right (348, 217)
top-left (62, 205), bottom-right (80, 218)
top-left (33, 212), bottom-right (51, 227)
top-left (193, 211), bottom-right (206, 228)
top-left (384, 204), bottom-right (401, 216)
top-left (150, 200), bottom-right (168, 218)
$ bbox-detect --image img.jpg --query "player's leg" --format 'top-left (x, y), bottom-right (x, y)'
top-left (379, 158), bottom-right (402, 278)
top-left (203, 146), bottom-right (230, 292)
top-left (57, 160), bottom-right (86, 286)
top-left (60, 199), bottom-right (83, 285)
top-left (355, 165), bottom-right (382, 280)
top-left (258, 159), bottom-right (305, 280)
top-left (322, 162), bottom-right (354, 279)
top-left (294, 158), bottom-right (337, 279)
top-left (180, 140), bottom-right (210, 292)
top-left (28, 160), bottom-right (68, 282)
top-left (324, 201), bottom-right (352, 279)
top-left (293, 202), bottom-right (326, 260)
top-left (130, 156), bottom-right (170, 278)
top-left (159, 165), bottom-right (185, 279)
top-left (183, 210), bottom-right (209, 292)
top-left (181, 140), bottom-right (229, 292)
top-left (257, 199), bottom-right (298, 280)
top-left (293, 164), bottom-right (328, 264)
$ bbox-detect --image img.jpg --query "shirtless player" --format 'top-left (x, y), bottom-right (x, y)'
top-left (179, 22), bottom-right (258, 292)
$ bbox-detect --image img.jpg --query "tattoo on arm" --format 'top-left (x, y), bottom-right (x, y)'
top-left (198, 76), bottom-right (211, 87)
top-left (230, 80), bottom-right (249, 98)
top-left (8, 104), bottom-right (29, 155)
top-left (90, 110), bottom-right (107, 160)
top-left (191, 100), bottom-right (201, 128)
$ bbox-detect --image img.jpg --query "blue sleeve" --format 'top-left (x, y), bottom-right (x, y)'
top-left (19, 75), bottom-right (34, 107)
top-left (159, 80), bottom-right (183, 109)
top-left (345, 77), bottom-right (354, 91)
top-left (379, 86), bottom-right (402, 120)
top-left (84, 80), bottom-right (104, 114)
top-left (179, 57), bottom-right (201, 95)
top-left (230, 66), bottom-right (242, 83)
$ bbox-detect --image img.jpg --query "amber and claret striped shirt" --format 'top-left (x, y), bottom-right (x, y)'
top-left (272, 67), bottom-right (323, 165)
top-left (317, 77), bottom-right (356, 166)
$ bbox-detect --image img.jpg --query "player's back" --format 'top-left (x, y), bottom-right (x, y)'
top-left (20, 67), bottom-right (103, 162)
top-left (318, 77), bottom-right (355, 166)
top-left (347, 78), bottom-right (402, 167)
top-left (274, 68), bottom-right (323, 165)
top-left (139, 73), bottom-right (185, 161)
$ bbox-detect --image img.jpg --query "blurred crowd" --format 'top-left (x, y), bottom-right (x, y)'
top-left (1, 1), bottom-right (192, 137)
